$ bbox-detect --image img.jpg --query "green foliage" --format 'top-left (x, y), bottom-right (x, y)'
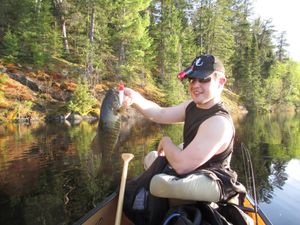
top-left (67, 83), bottom-right (97, 115)
top-left (2, 29), bottom-right (19, 62)
top-left (0, 74), bottom-right (8, 83)
top-left (0, 0), bottom-right (298, 112)
top-left (109, 0), bottom-right (153, 84)
top-left (13, 100), bottom-right (33, 120)
top-left (264, 60), bottom-right (300, 110)
top-left (164, 77), bottom-right (188, 105)
top-left (237, 113), bottom-right (300, 160)
top-left (149, 0), bottom-right (190, 104)
top-left (31, 42), bottom-right (49, 66)
top-left (163, 123), bottom-right (184, 146)
top-left (68, 121), bottom-right (97, 159)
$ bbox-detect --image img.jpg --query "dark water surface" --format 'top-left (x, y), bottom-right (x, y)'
top-left (0, 113), bottom-right (299, 225)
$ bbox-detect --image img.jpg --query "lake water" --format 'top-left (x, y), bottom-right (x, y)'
top-left (0, 113), bottom-right (299, 225)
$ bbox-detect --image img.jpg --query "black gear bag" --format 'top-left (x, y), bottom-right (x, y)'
top-left (123, 156), bottom-right (169, 225)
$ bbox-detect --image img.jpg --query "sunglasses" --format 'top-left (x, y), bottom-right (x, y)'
top-left (188, 76), bottom-right (212, 84)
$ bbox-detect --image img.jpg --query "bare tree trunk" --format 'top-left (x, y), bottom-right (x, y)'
top-left (89, 7), bottom-right (95, 43)
top-left (61, 16), bottom-right (70, 54)
top-left (87, 6), bottom-right (95, 77)
top-left (53, 0), bottom-right (70, 54)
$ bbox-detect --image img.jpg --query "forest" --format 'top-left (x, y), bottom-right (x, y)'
top-left (0, 0), bottom-right (300, 117)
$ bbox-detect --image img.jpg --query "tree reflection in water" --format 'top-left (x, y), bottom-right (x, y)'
top-left (232, 112), bottom-right (300, 204)
top-left (0, 113), bottom-right (299, 225)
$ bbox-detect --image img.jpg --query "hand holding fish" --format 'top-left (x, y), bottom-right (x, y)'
top-left (123, 87), bottom-right (136, 107)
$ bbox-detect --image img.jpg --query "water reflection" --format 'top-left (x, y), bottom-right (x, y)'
top-left (0, 120), bottom-right (164, 224)
top-left (0, 112), bottom-right (299, 225)
top-left (232, 113), bottom-right (300, 205)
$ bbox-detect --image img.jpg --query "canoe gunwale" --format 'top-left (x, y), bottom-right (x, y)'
top-left (245, 194), bottom-right (273, 225)
top-left (73, 192), bottom-right (117, 225)
top-left (74, 192), bottom-right (273, 225)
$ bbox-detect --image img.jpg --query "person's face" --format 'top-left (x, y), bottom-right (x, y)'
top-left (188, 72), bottom-right (226, 108)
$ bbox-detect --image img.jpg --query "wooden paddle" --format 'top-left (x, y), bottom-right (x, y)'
top-left (115, 153), bottom-right (134, 225)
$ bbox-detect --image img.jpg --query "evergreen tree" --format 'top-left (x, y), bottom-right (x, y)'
top-left (266, 60), bottom-right (300, 109)
top-left (275, 31), bottom-right (289, 62)
top-left (109, 0), bottom-right (153, 85)
top-left (2, 29), bottom-right (19, 62)
top-left (0, 0), bottom-right (298, 112)
top-left (52, 0), bottom-right (71, 55)
top-left (247, 32), bottom-right (265, 111)
top-left (90, 0), bottom-right (115, 82)
top-left (191, 0), bottom-right (235, 83)
top-left (230, 0), bottom-right (252, 93)
top-left (252, 18), bottom-right (275, 79)
top-left (1, 0), bottom-right (59, 64)
top-left (150, 0), bottom-right (189, 105)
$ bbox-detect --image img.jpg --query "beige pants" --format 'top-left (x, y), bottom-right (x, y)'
top-left (144, 149), bottom-right (221, 202)
top-left (150, 173), bottom-right (221, 202)
top-left (144, 150), bottom-right (159, 170)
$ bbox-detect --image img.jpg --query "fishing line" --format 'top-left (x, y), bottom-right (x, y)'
top-left (241, 142), bottom-right (258, 225)
top-left (241, 143), bottom-right (252, 195)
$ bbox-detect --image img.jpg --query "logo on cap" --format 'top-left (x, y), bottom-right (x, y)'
top-left (195, 57), bottom-right (204, 67)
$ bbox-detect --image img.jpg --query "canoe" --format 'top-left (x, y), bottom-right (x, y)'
top-left (243, 195), bottom-right (273, 225)
top-left (74, 192), bottom-right (272, 225)
top-left (73, 192), bottom-right (133, 225)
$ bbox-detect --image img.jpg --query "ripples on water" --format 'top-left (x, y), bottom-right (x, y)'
top-left (0, 113), bottom-right (300, 225)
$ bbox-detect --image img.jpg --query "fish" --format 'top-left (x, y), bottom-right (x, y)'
top-left (94, 88), bottom-right (124, 156)
top-left (98, 88), bottom-right (122, 134)
top-left (88, 89), bottom-right (124, 177)
top-left (96, 88), bottom-right (124, 156)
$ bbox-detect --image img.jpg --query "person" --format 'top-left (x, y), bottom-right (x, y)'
top-left (123, 54), bottom-right (245, 203)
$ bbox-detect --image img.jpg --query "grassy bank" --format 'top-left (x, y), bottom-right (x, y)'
top-left (0, 58), bottom-right (246, 124)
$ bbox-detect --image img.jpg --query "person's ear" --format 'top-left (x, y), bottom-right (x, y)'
top-left (219, 77), bottom-right (226, 86)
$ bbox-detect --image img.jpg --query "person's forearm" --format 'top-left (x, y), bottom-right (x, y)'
top-left (159, 137), bottom-right (187, 174)
top-left (131, 91), bottom-right (165, 123)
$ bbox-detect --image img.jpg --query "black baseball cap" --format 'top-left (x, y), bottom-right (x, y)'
top-left (177, 54), bottom-right (225, 80)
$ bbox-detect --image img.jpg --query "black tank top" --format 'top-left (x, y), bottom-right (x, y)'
top-left (164, 102), bottom-right (246, 202)
top-left (183, 101), bottom-right (234, 169)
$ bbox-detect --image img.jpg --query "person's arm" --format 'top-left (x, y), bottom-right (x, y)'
top-left (123, 87), bottom-right (190, 124)
top-left (157, 115), bottom-right (234, 174)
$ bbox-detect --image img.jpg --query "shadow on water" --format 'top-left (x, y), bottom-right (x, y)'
top-left (0, 112), bottom-right (299, 224)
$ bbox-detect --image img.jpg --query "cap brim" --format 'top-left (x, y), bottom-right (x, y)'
top-left (186, 70), bottom-right (213, 79)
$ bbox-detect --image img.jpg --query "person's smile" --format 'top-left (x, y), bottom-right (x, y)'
top-left (191, 88), bottom-right (204, 97)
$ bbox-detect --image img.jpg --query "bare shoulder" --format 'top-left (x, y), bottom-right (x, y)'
top-left (199, 115), bottom-right (234, 137)
top-left (204, 114), bottom-right (232, 125)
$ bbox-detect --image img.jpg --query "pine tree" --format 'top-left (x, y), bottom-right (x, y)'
top-left (230, 0), bottom-right (252, 93)
top-left (252, 18), bottom-right (275, 79)
top-left (275, 31), bottom-right (289, 62)
top-left (149, 0), bottom-right (189, 105)
top-left (1, 0), bottom-right (59, 64)
top-left (191, 0), bottom-right (235, 82)
top-left (52, 0), bottom-right (71, 55)
top-left (2, 29), bottom-right (19, 62)
top-left (109, 0), bottom-right (153, 85)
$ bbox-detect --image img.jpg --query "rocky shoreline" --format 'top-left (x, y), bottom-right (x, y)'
top-left (0, 61), bottom-right (247, 125)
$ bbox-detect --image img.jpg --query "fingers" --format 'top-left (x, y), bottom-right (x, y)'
top-left (157, 144), bottom-right (165, 156)
top-left (157, 137), bottom-right (167, 156)
top-left (122, 88), bottom-right (134, 107)
top-left (123, 95), bottom-right (133, 107)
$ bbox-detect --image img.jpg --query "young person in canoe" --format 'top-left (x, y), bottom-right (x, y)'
top-left (123, 54), bottom-right (245, 203)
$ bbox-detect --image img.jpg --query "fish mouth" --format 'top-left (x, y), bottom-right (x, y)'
top-left (116, 105), bottom-right (126, 113)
